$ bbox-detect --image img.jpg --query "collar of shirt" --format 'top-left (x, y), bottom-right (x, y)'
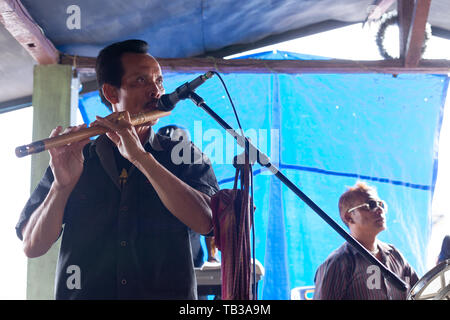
top-left (147, 127), bottom-right (164, 151)
top-left (91, 127), bottom-right (163, 190)
top-left (345, 240), bottom-right (394, 257)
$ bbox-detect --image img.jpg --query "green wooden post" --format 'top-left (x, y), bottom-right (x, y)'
top-left (27, 64), bottom-right (78, 300)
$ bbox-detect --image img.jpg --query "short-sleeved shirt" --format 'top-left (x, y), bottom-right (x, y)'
top-left (438, 235), bottom-right (450, 263)
top-left (16, 129), bottom-right (219, 300)
top-left (313, 241), bottom-right (419, 300)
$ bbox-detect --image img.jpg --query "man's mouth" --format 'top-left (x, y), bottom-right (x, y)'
top-left (375, 217), bottom-right (385, 223)
top-left (144, 100), bottom-right (158, 110)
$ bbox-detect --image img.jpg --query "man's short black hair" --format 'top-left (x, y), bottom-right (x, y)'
top-left (95, 39), bottom-right (149, 110)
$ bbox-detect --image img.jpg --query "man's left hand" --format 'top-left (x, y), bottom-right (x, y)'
top-left (92, 111), bottom-right (147, 163)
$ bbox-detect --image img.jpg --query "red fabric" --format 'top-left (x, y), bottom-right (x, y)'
top-left (211, 166), bottom-right (251, 300)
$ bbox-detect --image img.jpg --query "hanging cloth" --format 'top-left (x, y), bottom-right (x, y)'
top-left (211, 159), bottom-right (252, 300)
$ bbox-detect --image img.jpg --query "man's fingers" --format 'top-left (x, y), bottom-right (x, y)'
top-left (48, 126), bottom-right (72, 156)
top-left (105, 131), bottom-right (120, 145)
top-left (95, 117), bottom-right (115, 131)
top-left (66, 123), bottom-right (86, 134)
top-left (52, 123), bottom-right (87, 137)
top-left (72, 124), bottom-right (90, 148)
top-left (95, 113), bottom-right (132, 132)
top-left (121, 111), bottom-right (132, 122)
top-left (61, 126), bottom-right (76, 135)
top-left (116, 112), bottom-right (133, 128)
top-left (49, 124), bottom-right (89, 154)
top-left (95, 115), bottom-right (121, 131)
top-left (49, 126), bottom-right (63, 138)
top-left (75, 123), bottom-right (88, 133)
top-left (75, 137), bottom-right (91, 150)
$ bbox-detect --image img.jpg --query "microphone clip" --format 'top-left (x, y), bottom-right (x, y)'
top-left (157, 71), bottom-right (214, 111)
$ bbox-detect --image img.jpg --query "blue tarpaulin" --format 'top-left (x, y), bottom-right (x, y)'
top-left (78, 51), bottom-right (449, 299)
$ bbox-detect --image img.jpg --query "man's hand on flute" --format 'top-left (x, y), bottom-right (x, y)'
top-left (91, 111), bottom-right (148, 164)
top-left (49, 124), bottom-right (90, 191)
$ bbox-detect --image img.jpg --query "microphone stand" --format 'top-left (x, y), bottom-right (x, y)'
top-left (187, 91), bottom-right (408, 293)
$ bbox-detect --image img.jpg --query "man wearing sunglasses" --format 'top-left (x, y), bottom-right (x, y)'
top-left (313, 182), bottom-right (419, 300)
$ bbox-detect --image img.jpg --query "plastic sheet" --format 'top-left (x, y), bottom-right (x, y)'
top-left (79, 51), bottom-right (449, 299)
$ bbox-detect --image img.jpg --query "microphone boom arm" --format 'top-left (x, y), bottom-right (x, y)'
top-left (187, 90), bottom-right (409, 293)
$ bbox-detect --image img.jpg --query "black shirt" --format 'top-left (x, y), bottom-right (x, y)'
top-left (16, 129), bottom-right (219, 299)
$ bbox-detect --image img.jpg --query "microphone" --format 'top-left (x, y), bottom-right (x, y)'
top-left (157, 71), bottom-right (214, 111)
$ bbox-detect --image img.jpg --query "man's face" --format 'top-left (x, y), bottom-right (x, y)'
top-left (347, 190), bottom-right (387, 235)
top-left (114, 52), bottom-right (165, 125)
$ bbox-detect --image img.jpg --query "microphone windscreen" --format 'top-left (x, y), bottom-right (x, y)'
top-left (157, 94), bottom-right (175, 111)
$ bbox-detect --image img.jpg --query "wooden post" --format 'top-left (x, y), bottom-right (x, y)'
top-left (399, 0), bottom-right (432, 67)
top-left (27, 64), bottom-right (78, 299)
top-left (398, 0), bottom-right (415, 59)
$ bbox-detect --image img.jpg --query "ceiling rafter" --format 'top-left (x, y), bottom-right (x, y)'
top-left (60, 54), bottom-right (450, 75)
top-left (0, 0), bottom-right (59, 64)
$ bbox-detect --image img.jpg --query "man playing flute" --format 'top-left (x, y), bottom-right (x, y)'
top-left (16, 39), bottom-right (219, 300)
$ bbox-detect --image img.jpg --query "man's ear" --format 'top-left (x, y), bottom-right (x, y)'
top-left (344, 211), bottom-right (354, 225)
top-left (102, 83), bottom-right (119, 105)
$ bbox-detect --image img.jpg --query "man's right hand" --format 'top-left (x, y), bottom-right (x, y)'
top-left (21, 124), bottom-right (90, 258)
top-left (48, 124), bottom-right (90, 190)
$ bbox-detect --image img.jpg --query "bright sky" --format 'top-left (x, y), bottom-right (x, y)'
top-left (226, 22), bottom-right (450, 60)
top-left (1, 22), bottom-right (449, 299)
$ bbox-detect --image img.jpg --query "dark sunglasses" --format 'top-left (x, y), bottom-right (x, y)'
top-left (347, 200), bottom-right (387, 213)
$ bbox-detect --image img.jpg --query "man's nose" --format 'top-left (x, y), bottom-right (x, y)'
top-left (374, 205), bottom-right (384, 214)
top-left (146, 81), bottom-right (162, 98)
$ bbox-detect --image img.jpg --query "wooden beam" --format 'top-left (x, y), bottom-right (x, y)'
top-left (60, 54), bottom-right (450, 75)
top-left (0, 0), bottom-right (59, 64)
top-left (402, 0), bottom-right (432, 68)
top-left (366, 0), bottom-right (396, 21)
top-left (398, 0), bottom-right (415, 59)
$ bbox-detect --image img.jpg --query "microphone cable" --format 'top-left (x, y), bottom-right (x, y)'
top-left (211, 71), bottom-right (258, 300)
